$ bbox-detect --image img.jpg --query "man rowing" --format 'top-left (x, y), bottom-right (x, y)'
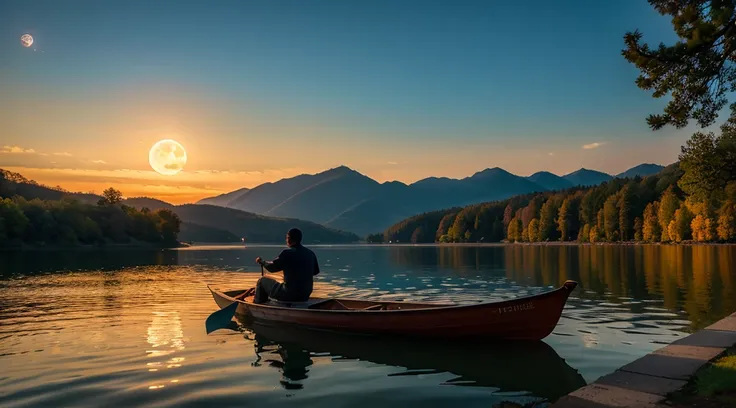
top-left (236, 228), bottom-right (320, 304)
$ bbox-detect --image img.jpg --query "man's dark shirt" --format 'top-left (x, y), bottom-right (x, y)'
top-left (263, 244), bottom-right (320, 301)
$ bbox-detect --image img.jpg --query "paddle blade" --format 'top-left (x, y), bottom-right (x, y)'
top-left (205, 301), bottom-right (240, 334)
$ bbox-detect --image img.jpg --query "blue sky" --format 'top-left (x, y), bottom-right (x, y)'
top-left (0, 0), bottom-right (702, 202)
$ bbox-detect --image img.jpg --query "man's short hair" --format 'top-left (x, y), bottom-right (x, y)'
top-left (288, 228), bottom-right (303, 244)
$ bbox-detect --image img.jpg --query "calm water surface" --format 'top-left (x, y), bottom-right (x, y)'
top-left (1, 244), bottom-right (735, 407)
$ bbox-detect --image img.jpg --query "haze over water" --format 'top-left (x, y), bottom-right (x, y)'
top-left (1, 244), bottom-right (735, 407)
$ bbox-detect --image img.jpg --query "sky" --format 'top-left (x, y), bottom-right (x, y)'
top-left (0, 0), bottom-right (710, 204)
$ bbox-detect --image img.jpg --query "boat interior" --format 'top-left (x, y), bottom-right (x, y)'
top-left (222, 289), bottom-right (449, 311)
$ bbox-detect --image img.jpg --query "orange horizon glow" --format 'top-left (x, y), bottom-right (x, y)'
top-left (1, 76), bottom-right (691, 205)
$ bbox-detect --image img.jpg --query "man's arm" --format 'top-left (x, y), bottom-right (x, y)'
top-left (313, 255), bottom-right (320, 276)
top-left (262, 250), bottom-right (288, 273)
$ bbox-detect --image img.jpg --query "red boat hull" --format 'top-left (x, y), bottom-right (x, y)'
top-left (208, 280), bottom-right (577, 341)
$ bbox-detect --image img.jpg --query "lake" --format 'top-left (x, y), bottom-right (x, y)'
top-left (1, 244), bottom-right (735, 407)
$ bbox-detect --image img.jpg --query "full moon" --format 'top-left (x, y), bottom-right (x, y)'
top-left (149, 139), bottom-right (187, 175)
top-left (20, 34), bottom-right (33, 48)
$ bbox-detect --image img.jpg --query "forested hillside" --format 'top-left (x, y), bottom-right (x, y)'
top-left (0, 185), bottom-right (182, 248)
top-left (1, 169), bottom-right (360, 246)
top-left (198, 164), bottom-right (664, 235)
top-left (380, 127), bottom-right (736, 244)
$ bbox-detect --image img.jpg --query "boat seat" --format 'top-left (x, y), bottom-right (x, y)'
top-left (266, 298), bottom-right (326, 309)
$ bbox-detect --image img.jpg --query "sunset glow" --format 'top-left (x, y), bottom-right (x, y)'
top-left (0, 1), bottom-right (689, 204)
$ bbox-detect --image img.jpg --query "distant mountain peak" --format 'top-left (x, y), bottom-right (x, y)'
top-left (616, 163), bottom-right (665, 178)
top-left (562, 168), bottom-right (612, 187)
top-left (469, 167), bottom-right (512, 179)
top-left (326, 165), bottom-right (354, 173)
top-left (529, 170), bottom-right (559, 177)
top-left (526, 171), bottom-right (573, 191)
top-left (319, 165), bottom-right (369, 178)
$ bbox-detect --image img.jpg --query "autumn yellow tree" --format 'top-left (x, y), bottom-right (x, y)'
top-left (670, 206), bottom-right (694, 243)
top-left (691, 215), bottom-right (714, 242)
top-left (507, 217), bottom-right (522, 242)
top-left (579, 224), bottom-right (591, 243)
top-left (528, 218), bottom-right (540, 242)
top-left (589, 225), bottom-right (601, 243)
top-left (717, 201), bottom-right (736, 241)
top-left (658, 187), bottom-right (680, 241)
top-left (642, 201), bottom-right (660, 242)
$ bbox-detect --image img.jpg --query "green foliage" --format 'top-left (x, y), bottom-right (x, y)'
top-left (678, 128), bottom-right (736, 201)
top-left (502, 204), bottom-right (514, 231)
top-left (0, 196), bottom-right (181, 248)
top-left (448, 206), bottom-right (480, 242)
top-left (603, 196), bottom-right (619, 242)
top-left (622, 0), bottom-right (736, 130)
top-left (521, 197), bottom-right (543, 228)
top-left (618, 185), bottom-right (634, 241)
top-left (0, 198), bottom-right (29, 245)
top-left (538, 197), bottom-right (560, 241)
top-left (692, 349), bottom-right (736, 397)
top-left (99, 187), bottom-right (124, 205)
top-left (672, 205), bottom-right (695, 242)
top-left (154, 208), bottom-right (181, 243)
top-left (383, 124), bottom-right (733, 245)
top-left (365, 233), bottom-right (384, 243)
top-left (382, 164), bottom-right (691, 244)
top-left (383, 208), bottom-right (457, 244)
top-left (436, 211), bottom-right (459, 241)
top-left (557, 198), bottom-right (572, 241)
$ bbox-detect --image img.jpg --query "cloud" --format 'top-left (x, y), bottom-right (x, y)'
top-left (548, 152), bottom-right (555, 156)
top-left (91, 160), bottom-right (108, 164)
top-left (1, 145), bottom-right (36, 154)
top-left (582, 142), bottom-right (606, 150)
top-left (53, 152), bottom-right (72, 157)
top-left (387, 161), bottom-right (399, 165)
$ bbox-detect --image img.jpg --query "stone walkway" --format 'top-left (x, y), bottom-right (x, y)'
top-left (551, 312), bottom-right (736, 408)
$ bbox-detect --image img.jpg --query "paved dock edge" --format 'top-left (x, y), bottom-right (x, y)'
top-left (551, 312), bottom-right (736, 408)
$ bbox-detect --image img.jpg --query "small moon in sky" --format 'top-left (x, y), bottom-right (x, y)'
top-left (149, 139), bottom-right (187, 175)
top-left (20, 34), bottom-right (33, 48)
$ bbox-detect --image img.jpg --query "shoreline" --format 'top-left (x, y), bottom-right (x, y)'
top-left (0, 241), bottom-right (190, 252)
top-left (551, 312), bottom-right (736, 407)
top-left (4, 241), bottom-right (735, 251)
top-left (363, 241), bottom-right (736, 247)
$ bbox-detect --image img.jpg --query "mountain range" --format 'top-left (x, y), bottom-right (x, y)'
top-left (197, 163), bottom-right (666, 236)
top-left (0, 169), bottom-right (360, 244)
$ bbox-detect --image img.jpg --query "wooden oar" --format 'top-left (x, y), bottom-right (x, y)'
top-left (205, 265), bottom-right (263, 334)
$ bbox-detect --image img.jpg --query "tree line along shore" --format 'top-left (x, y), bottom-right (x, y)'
top-left (372, 129), bottom-right (736, 246)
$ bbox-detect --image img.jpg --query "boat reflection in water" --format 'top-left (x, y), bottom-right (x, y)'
top-left (238, 320), bottom-right (587, 405)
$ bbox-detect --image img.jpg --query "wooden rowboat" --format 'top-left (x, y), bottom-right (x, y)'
top-left (207, 280), bottom-right (577, 341)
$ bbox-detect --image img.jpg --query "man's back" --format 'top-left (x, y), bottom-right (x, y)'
top-left (271, 244), bottom-right (320, 301)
